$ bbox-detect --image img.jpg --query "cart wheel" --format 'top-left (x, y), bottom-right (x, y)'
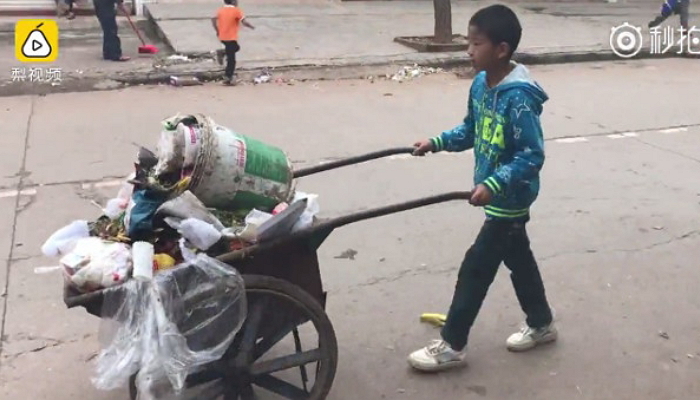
top-left (221, 274), bottom-right (338, 400)
top-left (128, 274), bottom-right (338, 400)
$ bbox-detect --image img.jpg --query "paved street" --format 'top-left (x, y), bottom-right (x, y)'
top-left (0, 58), bottom-right (699, 400)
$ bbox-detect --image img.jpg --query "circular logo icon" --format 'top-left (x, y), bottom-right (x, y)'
top-left (610, 23), bottom-right (643, 58)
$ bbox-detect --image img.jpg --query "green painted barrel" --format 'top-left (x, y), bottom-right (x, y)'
top-left (188, 115), bottom-right (295, 212)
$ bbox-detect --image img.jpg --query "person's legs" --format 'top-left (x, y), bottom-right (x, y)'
top-left (649, 12), bottom-right (671, 27)
top-left (649, 0), bottom-right (675, 27)
top-left (92, 0), bottom-right (109, 59)
top-left (678, 0), bottom-right (690, 30)
top-left (440, 221), bottom-right (509, 350)
top-left (94, 0), bottom-right (124, 60)
top-left (56, 0), bottom-right (68, 16)
top-left (408, 219), bottom-right (508, 371)
top-left (502, 219), bottom-right (556, 352)
top-left (103, 3), bottom-right (123, 60)
top-left (223, 41), bottom-right (240, 83)
top-left (66, 0), bottom-right (75, 18)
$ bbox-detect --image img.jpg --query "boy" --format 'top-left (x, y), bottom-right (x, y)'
top-left (212, 0), bottom-right (255, 85)
top-left (648, 0), bottom-right (690, 30)
top-left (408, 4), bottom-right (556, 372)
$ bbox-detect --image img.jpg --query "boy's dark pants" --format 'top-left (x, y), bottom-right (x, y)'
top-left (222, 40), bottom-right (240, 80)
top-left (93, 0), bottom-right (122, 60)
top-left (441, 217), bottom-right (553, 351)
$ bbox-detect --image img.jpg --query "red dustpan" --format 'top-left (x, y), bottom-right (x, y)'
top-left (118, 4), bottom-right (159, 54)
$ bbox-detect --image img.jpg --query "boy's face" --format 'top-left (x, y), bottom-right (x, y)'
top-left (467, 26), bottom-right (511, 72)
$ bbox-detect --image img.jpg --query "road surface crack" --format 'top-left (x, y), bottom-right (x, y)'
top-left (1, 334), bottom-right (93, 361)
top-left (346, 229), bottom-right (700, 290)
top-left (631, 137), bottom-right (700, 165)
top-left (0, 97), bottom-right (34, 366)
top-left (541, 229), bottom-right (700, 260)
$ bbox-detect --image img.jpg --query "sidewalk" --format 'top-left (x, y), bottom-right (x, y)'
top-left (147, 0), bottom-right (614, 61)
top-left (0, 0), bottom-right (696, 96)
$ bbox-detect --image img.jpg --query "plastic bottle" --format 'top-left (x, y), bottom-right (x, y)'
top-left (132, 241), bottom-right (155, 281)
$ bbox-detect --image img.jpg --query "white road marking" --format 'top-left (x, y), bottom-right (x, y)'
top-left (0, 188), bottom-right (37, 199)
top-left (83, 180), bottom-right (124, 189)
top-left (659, 127), bottom-right (688, 134)
top-left (387, 154), bottom-right (413, 160)
top-left (555, 137), bottom-right (588, 143)
top-left (608, 132), bottom-right (639, 139)
top-left (0, 127), bottom-right (692, 201)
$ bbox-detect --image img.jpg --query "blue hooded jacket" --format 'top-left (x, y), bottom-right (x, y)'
top-left (430, 62), bottom-right (548, 221)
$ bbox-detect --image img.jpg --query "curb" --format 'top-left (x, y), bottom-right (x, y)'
top-left (144, 7), bottom-right (175, 54)
top-left (110, 47), bottom-right (693, 87)
top-left (0, 46), bottom-right (694, 97)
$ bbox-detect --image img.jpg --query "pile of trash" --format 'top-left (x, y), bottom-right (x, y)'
top-left (41, 113), bottom-right (319, 400)
top-left (390, 64), bottom-right (444, 82)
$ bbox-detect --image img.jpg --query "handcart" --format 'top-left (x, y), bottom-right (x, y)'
top-left (63, 147), bottom-right (472, 400)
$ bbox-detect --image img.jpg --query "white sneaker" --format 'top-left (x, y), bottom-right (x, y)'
top-left (506, 323), bottom-right (558, 352)
top-left (407, 339), bottom-right (467, 372)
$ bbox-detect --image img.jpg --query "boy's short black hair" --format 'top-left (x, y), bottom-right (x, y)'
top-left (224, 0), bottom-right (235, 4)
top-left (469, 4), bottom-right (522, 57)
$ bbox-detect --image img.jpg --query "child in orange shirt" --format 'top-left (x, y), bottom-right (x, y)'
top-left (212, 0), bottom-right (254, 85)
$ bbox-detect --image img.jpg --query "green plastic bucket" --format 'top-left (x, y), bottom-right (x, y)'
top-left (188, 115), bottom-right (295, 212)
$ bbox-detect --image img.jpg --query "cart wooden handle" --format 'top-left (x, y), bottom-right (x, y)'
top-left (217, 191), bottom-right (472, 263)
top-left (292, 147), bottom-right (416, 178)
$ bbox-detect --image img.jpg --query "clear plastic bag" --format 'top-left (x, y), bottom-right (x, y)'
top-left (92, 253), bottom-right (247, 400)
top-left (156, 191), bottom-right (225, 232)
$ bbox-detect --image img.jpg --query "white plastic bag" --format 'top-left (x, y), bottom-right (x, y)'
top-left (177, 219), bottom-right (222, 251)
top-left (60, 237), bottom-right (132, 292)
top-left (41, 220), bottom-right (91, 257)
top-left (103, 179), bottom-right (135, 220)
top-left (178, 238), bottom-right (198, 262)
top-left (291, 192), bottom-right (320, 232)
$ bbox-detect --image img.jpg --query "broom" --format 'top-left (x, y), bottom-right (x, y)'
top-left (118, 3), bottom-right (159, 54)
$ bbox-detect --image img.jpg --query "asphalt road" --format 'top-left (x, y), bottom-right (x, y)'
top-left (0, 58), bottom-right (698, 400)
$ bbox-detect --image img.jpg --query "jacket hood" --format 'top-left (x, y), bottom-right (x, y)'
top-left (493, 62), bottom-right (549, 107)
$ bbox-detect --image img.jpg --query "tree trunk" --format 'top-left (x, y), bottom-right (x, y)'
top-left (433, 0), bottom-right (452, 44)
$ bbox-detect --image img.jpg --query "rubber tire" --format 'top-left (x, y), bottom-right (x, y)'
top-left (239, 274), bottom-right (339, 400)
top-left (128, 274), bottom-right (339, 400)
